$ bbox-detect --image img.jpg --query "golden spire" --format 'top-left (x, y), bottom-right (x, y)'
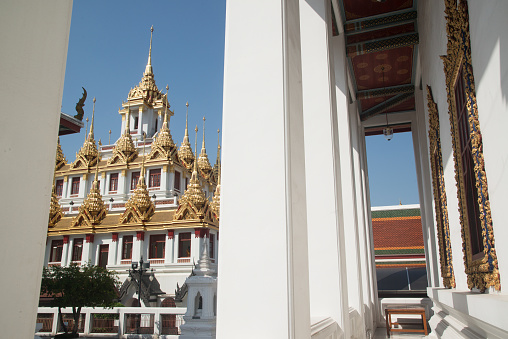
top-left (178, 101), bottom-right (195, 169)
top-left (183, 126), bottom-right (206, 207)
top-left (72, 160), bottom-right (107, 227)
top-left (120, 134), bottom-right (155, 223)
top-left (55, 137), bottom-right (66, 171)
top-left (211, 132), bottom-right (221, 218)
top-left (197, 116), bottom-right (212, 179)
top-left (48, 183), bottom-right (63, 227)
top-left (108, 100), bottom-right (137, 165)
top-left (128, 26), bottom-right (162, 106)
top-left (72, 98), bottom-right (98, 169)
top-left (174, 126), bottom-right (216, 223)
top-left (148, 85), bottom-right (177, 162)
top-left (145, 25), bottom-right (154, 75)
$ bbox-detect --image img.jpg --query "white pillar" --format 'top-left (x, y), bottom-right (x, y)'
top-left (133, 232), bottom-right (144, 262)
top-left (412, 87), bottom-right (441, 287)
top-left (299, 0), bottom-right (348, 334)
top-left (217, 0), bottom-right (311, 337)
top-left (82, 236), bottom-right (93, 265)
top-left (111, 235), bottom-right (119, 266)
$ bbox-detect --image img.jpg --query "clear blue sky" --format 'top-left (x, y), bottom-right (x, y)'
top-left (365, 132), bottom-right (420, 207)
top-left (61, 1), bottom-right (226, 165)
top-left (61, 1), bottom-right (419, 208)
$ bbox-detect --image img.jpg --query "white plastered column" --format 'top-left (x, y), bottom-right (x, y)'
top-left (299, 0), bottom-right (348, 335)
top-left (217, 0), bottom-right (311, 337)
top-left (412, 87), bottom-right (441, 287)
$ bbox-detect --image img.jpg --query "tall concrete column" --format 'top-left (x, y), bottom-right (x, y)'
top-left (299, 0), bottom-right (348, 335)
top-left (217, 0), bottom-right (311, 337)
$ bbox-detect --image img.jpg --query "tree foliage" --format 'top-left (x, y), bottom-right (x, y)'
top-left (41, 263), bottom-right (119, 337)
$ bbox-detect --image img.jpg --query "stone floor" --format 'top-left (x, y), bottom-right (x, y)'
top-left (374, 326), bottom-right (431, 338)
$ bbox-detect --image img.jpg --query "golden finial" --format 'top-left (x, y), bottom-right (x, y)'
top-left (185, 102), bottom-right (189, 137)
top-left (163, 85), bottom-right (169, 127)
top-left (90, 97), bottom-right (96, 138)
top-left (148, 25), bottom-right (153, 66)
top-left (85, 117), bottom-right (89, 139)
top-left (108, 130), bottom-right (111, 145)
top-left (125, 100), bottom-right (130, 133)
top-left (195, 126), bottom-right (198, 156)
top-left (99, 139), bottom-right (102, 146)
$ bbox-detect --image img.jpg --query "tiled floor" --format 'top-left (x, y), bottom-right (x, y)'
top-left (373, 327), bottom-right (431, 338)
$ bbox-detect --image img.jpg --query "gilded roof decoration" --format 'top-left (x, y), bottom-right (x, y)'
top-left (210, 156), bottom-right (221, 219)
top-left (178, 102), bottom-right (195, 170)
top-left (148, 87), bottom-right (178, 162)
top-left (174, 127), bottom-right (218, 224)
top-left (127, 26), bottom-right (165, 107)
top-left (71, 98), bottom-right (99, 169)
top-left (211, 129), bottom-right (221, 185)
top-left (197, 117), bottom-right (212, 180)
top-left (108, 104), bottom-right (138, 165)
top-left (48, 184), bottom-right (63, 227)
top-left (55, 137), bottom-right (66, 171)
top-left (120, 143), bottom-right (155, 224)
top-left (71, 164), bottom-right (107, 228)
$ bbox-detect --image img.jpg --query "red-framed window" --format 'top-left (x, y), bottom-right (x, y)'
top-left (49, 240), bottom-right (63, 263)
top-left (174, 171), bottom-right (181, 191)
top-left (70, 177), bottom-right (80, 196)
top-left (131, 171), bottom-right (140, 190)
top-left (122, 235), bottom-right (133, 260)
top-left (149, 169), bottom-right (161, 188)
top-left (178, 232), bottom-right (191, 258)
top-left (71, 238), bottom-right (83, 262)
top-left (55, 179), bottom-right (64, 197)
top-left (149, 234), bottom-right (166, 259)
top-left (454, 66), bottom-right (482, 257)
top-left (109, 173), bottom-right (119, 192)
top-left (209, 234), bottom-right (215, 259)
top-left (98, 244), bottom-right (109, 269)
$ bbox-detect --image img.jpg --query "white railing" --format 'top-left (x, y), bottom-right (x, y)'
top-left (36, 306), bottom-right (186, 338)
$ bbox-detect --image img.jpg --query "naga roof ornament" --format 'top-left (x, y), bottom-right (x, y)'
top-left (71, 161), bottom-right (107, 228)
top-left (108, 101), bottom-right (138, 165)
top-left (120, 137), bottom-right (155, 224)
top-left (55, 137), bottom-right (66, 171)
top-left (197, 117), bottom-right (213, 180)
top-left (174, 127), bottom-right (218, 224)
top-left (148, 85), bottom-right (178, 162)
top-left (127, 26), bottom-right (164, 107)
top-left (72, 97), bottom-right (99, 169)
top-left (48, 184), bottom-right (63, 227)
top-left (178, 102), bottom-right (195, 170)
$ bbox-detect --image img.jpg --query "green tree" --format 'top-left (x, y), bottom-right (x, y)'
top-left (41, 263), bottom-right (119, 338)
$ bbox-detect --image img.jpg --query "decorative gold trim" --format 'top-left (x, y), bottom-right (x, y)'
top-left (442, 0), bottom-right (499, 291)
top-left (48, 184), bottom-right (63, 227)
top-left (71, 164), bottom-right (107, 228)
top-left (427, 85), bottom-right (455, 288)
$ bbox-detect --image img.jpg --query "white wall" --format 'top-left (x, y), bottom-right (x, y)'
top-left (468, 0), bottom-right (508, 287)
top-left (0, 1), bottom-right (73, 337)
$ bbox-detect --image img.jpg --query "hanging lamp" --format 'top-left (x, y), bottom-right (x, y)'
top-left (380, 66), bottom-right (393, 141)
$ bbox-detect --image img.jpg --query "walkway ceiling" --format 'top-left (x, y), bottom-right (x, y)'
top-left (333, 0), bottom-right (419, 122)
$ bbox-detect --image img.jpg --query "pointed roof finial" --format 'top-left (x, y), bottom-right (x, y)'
top-left (125, 101), bottom-right (130, 133)
top-left (145, 25), bottom-right (154, 75)
top-left (216, 129), bottom-right (221, 164)
top-left (163, 85), bottom-right (169, 127)
top-left (90, 97), bottom-right (96, 138)
top-left (185, 102), bottom-right (189, 137)
top-left (141, 133), bottom-right (146, 178)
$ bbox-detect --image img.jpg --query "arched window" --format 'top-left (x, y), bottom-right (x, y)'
top-left (193, 292), bottom-right (203, 319)
top-left (161, 297), bottom-right (176, 307)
